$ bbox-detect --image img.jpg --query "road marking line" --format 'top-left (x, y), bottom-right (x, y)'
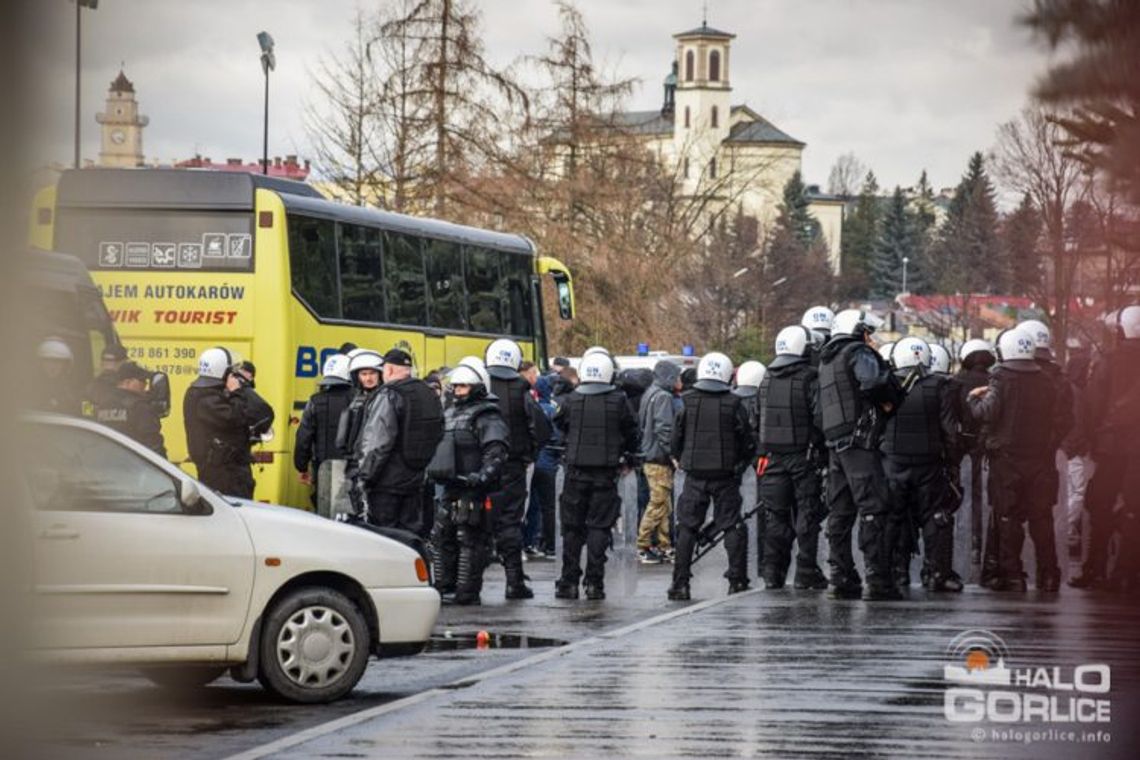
top-left (224, 589), bottom-right (760, 760)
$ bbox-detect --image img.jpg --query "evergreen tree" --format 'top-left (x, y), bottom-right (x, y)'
top-left (777, 170), bottom-right (821, 246)
top-left (838, 170), bottom-right (881, 298)
top-left (932, 152), bottom-right (1005, 294)
top-left (871, 186), bottom-right (913, 298)
top-left (1001, 193), bottom-right (1042, 297)
top-left (908, 170), bottom-right (937, 294)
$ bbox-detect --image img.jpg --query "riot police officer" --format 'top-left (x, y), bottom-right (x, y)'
top-left (1071, 305), bottom-right (1140, 591)
top-left (734, 360), bottom-right (768, 577)
top-left (668, 352), bottom-right (755, 601)
top-left (356, 348), bottom-right (444, 536)
top-left (337, 349), bottom-right (384, 515)
top-left (485, 338), bottom-right (549, 599)
top-left (882, 338), bottom-right (962, 592)
top-left (817, 309), bottom-right (904, 600)
top-left (93, 360), bottom-right (167, 457)
top-left (183, 347), bottom-right (274, 499)
top-left (952, 339), bottom-right (996, 569)
top-left (427, 358), bottom-right (510, 605)
top-left (34, 337), bottom-right (81, 415)
top-left (554, 351), bottom-right (639, 601)
top-left (294, 353), bottom-right (354, 516)
top-left (756, 326), bottom-right (827, 590)
top-left (968, 327), bottom-right (1072, 592)
top-left (929, 344), bottom-right (953, 376)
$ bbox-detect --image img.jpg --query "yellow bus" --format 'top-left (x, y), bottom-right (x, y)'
top-left (32, 168), bottom-right (575, 508)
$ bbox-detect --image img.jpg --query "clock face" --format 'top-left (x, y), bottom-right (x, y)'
top-left (111, 129), bottom-right (126, 145)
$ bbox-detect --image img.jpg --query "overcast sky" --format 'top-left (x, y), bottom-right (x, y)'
top-left (33, 0), bottom-right (1054, 196)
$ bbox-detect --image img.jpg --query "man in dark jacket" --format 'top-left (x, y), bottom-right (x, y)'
top-left (668, 352), bottom-right (755, 601)
top-left (756, 327), bottom-right (827, 590)
top-left (1070, 306), bottom-right (1140, 591)
top-left (295, 353), bottom-right (354, 516)
top-left (356, 348), bottom-right (443, 536)
top-left (84, 343), bottom-right (129, 415)
top-left (485, 339), bottom-right (549, 599)
top-left (93, 360), bottom-right (166, 457)
top-left (733, 359), bottom-right (767, 577)
top-left (881, 338), bottom-right (962, 593)
top-left (427, 359), bottom-right (510, 606)
top-left (817, 309), bottom-right (904, 601)
top-left (636, 360), bottom-right (681, 562)
top-left (554, 350), bottom-right (639, 601)
top-left (184, 346), bottom-right (274, 499)
top-left (969, 327), bottom-right (1072, 592)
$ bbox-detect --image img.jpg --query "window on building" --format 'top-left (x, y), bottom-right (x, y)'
top-left (338, 223), bottom-right (385, 322)
top-left (684, 157), bottom-right (690, 179)
top-left (287, 215), bottom-right (341, 319)
top-left (711, 106), bottom-right (719, 128)
top-left (684, 106), bottom-right (690, 129)
top-left (709, 50), bottom-right (721, 82)
top-left (709, 158), bottom-right (718, 179)
top-left (383, 232), bottom-right (427, 326)
top-left (685, 50), bottom-right (694, 81)
top-left (424, 237), bottom-right (466, 330)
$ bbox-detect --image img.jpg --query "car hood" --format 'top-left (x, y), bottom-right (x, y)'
top-left (232, 501), bottom-right (423, 587)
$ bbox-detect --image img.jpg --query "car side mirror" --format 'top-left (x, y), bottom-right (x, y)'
top-left (554, 277), bottom-right (573, 320)
top-left (179, 480), bottom-right (210, 515)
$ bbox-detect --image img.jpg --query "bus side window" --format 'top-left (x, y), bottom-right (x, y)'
top-left (287, 215), bottom-right (341, 319)
top-left (383, 232), bottom-right (427, 327)
top-left (424, 238), bottom-right (465, 330)
top-left (339, 223), bottom-right (385, 322)
top-left (464, 246), bottom-right (505, 335)
top-left (502, 254), bottom-right (534, 338)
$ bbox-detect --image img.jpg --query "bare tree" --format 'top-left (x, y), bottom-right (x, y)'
top-left (991, 106), bottom-right (1088, 360)
top-left (827, 151), bottom-right (868, 198)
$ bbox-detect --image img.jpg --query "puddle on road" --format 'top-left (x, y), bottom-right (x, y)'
top-left (425, 631), bottom-right (568, 653)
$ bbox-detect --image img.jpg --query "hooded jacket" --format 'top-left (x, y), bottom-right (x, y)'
top-left (638, 361), bottom-right (681, 464)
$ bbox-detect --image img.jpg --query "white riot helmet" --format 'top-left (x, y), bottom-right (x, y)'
top-left (1119, 305), bottom-right (1140, 339)
top-left (775, 326), bottom-right (811, 357)
top-left (348, 349), bottom-right (383, 376)
top-left (929, 344), bottom-right (952, 374)
top-left (878, 342), bottom-right (896, 366)
top-left (37, 337), bottom-right (73, 362)
top-left (996, 327), bottom-right (1037, 362)
top-left (485, 338), bottom-right (523, 370)
top-left (1017, 319), bottom-right (1052, 358)
top-left (736, 360), bottom-right (766, 389)
top-left (802, 305), bottom-right (835, 335)
top-left (320, 353), bottom-right (351, 385)
top-left (454, 355), bottom-right (490, 388)
top-left (891, 337), bottom-right (931, 370)
top-left (579, 352), bottom-right (616, 385)
top-left (959, 339), bottom-right (995, 363)
top-left (832, 308), bottom-right (885, 338)
top-left (697, 351), bottom-right (734, 384)
top-left (198, 347), bottom-right (235, 379)
top-left (583, 345), bottom-right (611, 358)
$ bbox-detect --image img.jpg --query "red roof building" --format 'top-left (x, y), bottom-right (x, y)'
top-left (174, 154), bottom-right (310, 180)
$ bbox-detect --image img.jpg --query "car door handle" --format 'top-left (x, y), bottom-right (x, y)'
top-left (39, 526), bottom-right (80, 540)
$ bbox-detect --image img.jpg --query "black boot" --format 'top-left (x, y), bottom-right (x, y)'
top-left (929, 571), bottom-right (964, 593)
top-left (667, 581), bottom-right (691, 601)
top-left (504, 557), bottom-right (534, 600)
top-left (793, 570), bottom-right (829, 590)
top-left (728, 579), bottom-right (751, 594)
top-left (554, 581), bottom-right (579, 600)
top-left (1069, 571), bottom-right (1104, 589)
top-left (584, 582), bottom-right (605, 601)
top-left (453, 540), bottom-right (482, 606)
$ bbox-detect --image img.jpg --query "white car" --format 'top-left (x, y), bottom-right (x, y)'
top-left (23, 413), bottom-right (440, 703)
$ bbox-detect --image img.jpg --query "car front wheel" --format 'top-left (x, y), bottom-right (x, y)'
top-left (257, 587), bottom-right (370, 704)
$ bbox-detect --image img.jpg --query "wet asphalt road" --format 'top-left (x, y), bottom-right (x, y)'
top-left (34, 554), bottom-right (1140, 760)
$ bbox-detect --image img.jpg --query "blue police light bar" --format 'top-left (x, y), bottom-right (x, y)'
top-left (681, 344), bottom-right (695, 357)
top-left (637, 342), bottom-right (649, 356)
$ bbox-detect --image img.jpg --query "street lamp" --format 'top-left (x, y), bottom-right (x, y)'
top-left (901, 256), bottom-right (910, 295)
top-left (257, 31), bottom-right (276, 175)
top-left (74, 0), bottom-right (99, 168)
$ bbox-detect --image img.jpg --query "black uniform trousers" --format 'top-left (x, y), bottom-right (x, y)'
top-left (199, 463), bottom-right (255, 500)
top-left (489, 459), bottom-right (530, 585)
top-left (883, 458), bottom-right (955, 584)
top-left (367, 485), bottom-right (424, 536)
top-left (987, 453), bottom-right (1058, 584)
top-left (1078, 450), bottom-right (1131, 582)
top-left (758, 451), bottom-right (824, 584)
top-left (673, 474), bottom-right (748, 585)
top-left (825, 446), bottom-right (897, 589)
top-left (558, 466), bottom-right (621, 587)
top-left (430, 491), bottom-right (492, 601)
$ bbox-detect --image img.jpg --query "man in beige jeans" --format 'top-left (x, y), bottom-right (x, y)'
top-left (637, 360), bottom-right (682, 562)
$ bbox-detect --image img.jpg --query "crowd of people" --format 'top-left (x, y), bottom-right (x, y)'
top-left (31, 299), bottom-right (1140, 604)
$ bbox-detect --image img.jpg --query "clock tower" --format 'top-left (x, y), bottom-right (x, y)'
top-left (96, 70), bottom-right (148, 167)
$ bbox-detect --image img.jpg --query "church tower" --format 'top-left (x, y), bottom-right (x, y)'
top-left (96, 70), bottom-right (148, 167)
top-left (672, 22), bottom-right (734, 192)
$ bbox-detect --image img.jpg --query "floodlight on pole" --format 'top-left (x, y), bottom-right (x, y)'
top-left (257, 31), bottom-right (275, 175)
top-left (75, 0), bottom-right (100, 169)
